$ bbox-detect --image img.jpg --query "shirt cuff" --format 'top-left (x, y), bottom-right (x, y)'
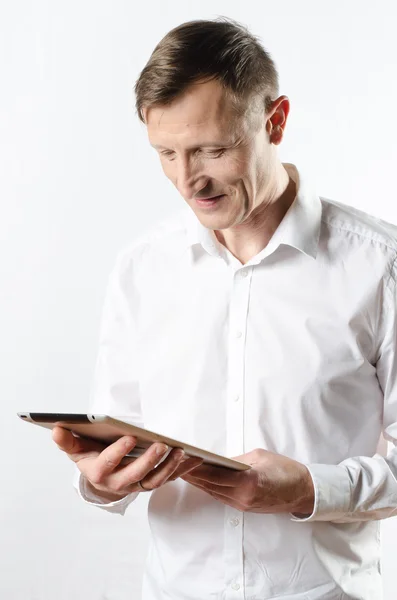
top-left (290, 463), bottom-right (352, 522)
top-left (74, 469), bottom-right (139, 515)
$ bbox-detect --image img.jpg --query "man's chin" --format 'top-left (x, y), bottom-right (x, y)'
top-left (195, 212), bottom-right (236, 231)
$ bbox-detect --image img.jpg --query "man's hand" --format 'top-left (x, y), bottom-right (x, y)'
top-left (181, 448), bottom-right (315, 515)
top-left (52, 426), bottom-right (203, 501)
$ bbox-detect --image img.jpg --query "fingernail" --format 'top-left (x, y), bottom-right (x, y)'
top-left (156, 444), bottom-right (168, 456)
top-left (174, 450), bottom-right (185, 460)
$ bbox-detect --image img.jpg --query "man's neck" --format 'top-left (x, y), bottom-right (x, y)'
top-left (215, 165), bottom-right (297, 265)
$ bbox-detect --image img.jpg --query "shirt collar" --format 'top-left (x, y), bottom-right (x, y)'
top-left (183, 163), bottom-right (322, 261)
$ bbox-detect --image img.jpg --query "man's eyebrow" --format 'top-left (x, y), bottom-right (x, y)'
top-left (152, 140), bottom-right (235, 150)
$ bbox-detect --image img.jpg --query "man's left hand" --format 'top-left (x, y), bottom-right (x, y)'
top-left (180, 448), bottom-right (315, 515)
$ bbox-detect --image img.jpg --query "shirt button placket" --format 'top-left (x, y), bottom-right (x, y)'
top-left (224, 266), bottom-right (252, 599)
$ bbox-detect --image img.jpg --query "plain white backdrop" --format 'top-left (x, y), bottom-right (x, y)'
top-left (2, 1), bottom-right (397, 598)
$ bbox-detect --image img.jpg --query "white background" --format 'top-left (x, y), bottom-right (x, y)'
top-left (2, 1), bottom-right (397, 598)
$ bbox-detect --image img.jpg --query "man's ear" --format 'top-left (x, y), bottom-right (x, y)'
top-left (266, 95), bottom-right (290, 145)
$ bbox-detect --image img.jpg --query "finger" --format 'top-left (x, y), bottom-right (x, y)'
top-left (52, 426), bottom-right (113, 461)
top-left (182, 473), bottom-right (235, 495)
top-left (90, 436), bottom-right (140, 477)
top-left (103, 442), bottom-right (170, 490)
top-left (167, 457), bottom-right (204, 481)
top-left (138, 448), bottom-right (189, 490)
top-left (144, 454), bottom-right (204, 487)
top-left (181, 463), bottom-right (245, 486)
top-left (184, 479), bottom-right (245, 510)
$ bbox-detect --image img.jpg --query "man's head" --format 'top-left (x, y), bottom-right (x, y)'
top-left (134, 17), bottom-right (290, 232)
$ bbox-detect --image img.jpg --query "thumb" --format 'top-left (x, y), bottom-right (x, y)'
top-left (52, 426), bottom-right (105, 461)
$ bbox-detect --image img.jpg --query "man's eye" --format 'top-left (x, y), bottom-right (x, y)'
top-left (160, 151), bottom-right (175, 159)
top-left (205, 149), bottom-right (225, 158)
top-left (159, 149), bottom-right (225, 160)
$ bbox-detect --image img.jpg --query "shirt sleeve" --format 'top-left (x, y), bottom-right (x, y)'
top-left (72, 246), bottom-right (144, 514)
top-left (291, 257), bottom-right (397, 523)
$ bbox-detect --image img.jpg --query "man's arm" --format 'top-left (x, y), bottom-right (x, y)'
top-left (291, 259), bottom-right (397, 523)
top-left (58, 246), bottom-right (204, 514)
top-left (72, 247), bottom-right (144, 514)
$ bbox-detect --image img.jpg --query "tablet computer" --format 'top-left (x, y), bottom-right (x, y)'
top-left (17, 412), bottom-right (250, 472)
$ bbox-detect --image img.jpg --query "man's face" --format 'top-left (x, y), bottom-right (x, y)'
top-left (145, 79), bottom-right (281, 231)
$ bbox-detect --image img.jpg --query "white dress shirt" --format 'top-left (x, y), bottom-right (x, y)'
top-left (73, 163), bottom-right (397, 600)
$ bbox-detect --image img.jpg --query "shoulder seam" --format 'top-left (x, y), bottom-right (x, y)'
top-left (321, 217), bottom-right (397, 253)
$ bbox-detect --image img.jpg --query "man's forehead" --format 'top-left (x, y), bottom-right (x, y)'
top-left (145, 80), bottom-right (241, 129)
top-left (150, 112), bottom-right (222, 130)
top-left (146, 114), bottom-right (242, 153)
top-left (146, 109), bottom-right (235, 136)
top-left (147, 119), bottom-right (241, 152)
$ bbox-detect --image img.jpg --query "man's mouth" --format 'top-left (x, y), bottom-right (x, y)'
top-left (195, 194), bottom-right (225, 208)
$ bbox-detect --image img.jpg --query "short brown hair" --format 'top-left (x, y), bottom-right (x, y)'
top-left (134, 17), bottom-right (279, 124)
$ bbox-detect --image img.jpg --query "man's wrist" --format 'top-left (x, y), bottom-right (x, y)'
top-left (290, 466), bottom-right (315, 516)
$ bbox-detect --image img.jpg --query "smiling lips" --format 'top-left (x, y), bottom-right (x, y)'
top-left (195, 194), bottom-right (225, 207)
top-left (197, 194), bottom-right (223, 200)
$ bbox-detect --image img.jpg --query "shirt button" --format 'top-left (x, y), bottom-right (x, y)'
top-left (240, 270), bottom-right (248, 278)
top-left (234, 394), bottom-right (240, 402)
top-left (230, 517), bottom-right (240, 527)
top-left (235, 331), bottom-right (242, 338)
top-left (231, 583), bottom-right (240, 591)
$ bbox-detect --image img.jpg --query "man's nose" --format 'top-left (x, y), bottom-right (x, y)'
top-left (176, 157), bottom-right (207, 199)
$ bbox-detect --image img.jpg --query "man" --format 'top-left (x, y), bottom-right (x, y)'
top-left (52, 17), bottom-right (397, 600)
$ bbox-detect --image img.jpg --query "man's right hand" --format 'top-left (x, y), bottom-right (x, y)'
top-left (52, 426), bottom-right (203, 502)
